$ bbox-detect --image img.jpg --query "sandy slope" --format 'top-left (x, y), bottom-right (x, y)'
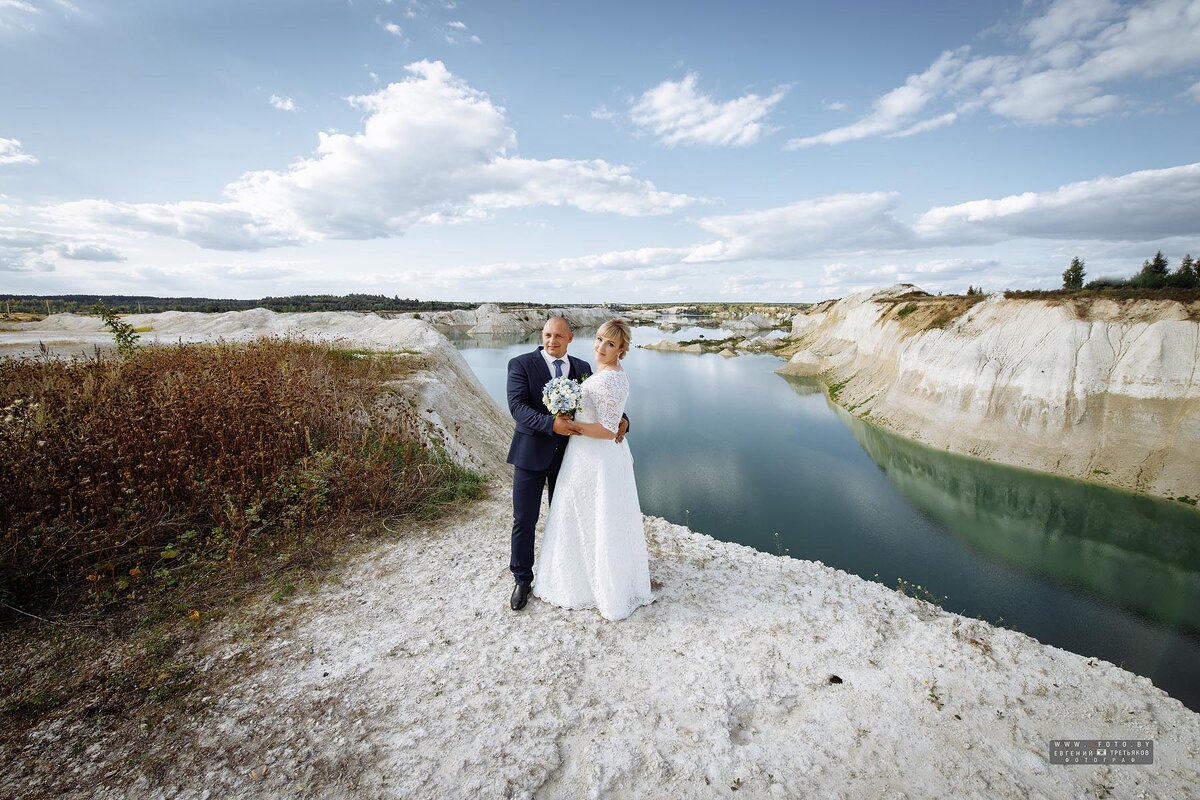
top-left (2, 311), bottom-right (1198, 798)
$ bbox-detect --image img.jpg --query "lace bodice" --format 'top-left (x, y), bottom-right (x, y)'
top-left (578, 369), bottom-right (628, 433)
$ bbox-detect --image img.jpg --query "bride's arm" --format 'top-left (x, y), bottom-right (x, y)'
top-left (582, 374), bottom-right (626, 441)
top-left (575, 421), bottom-right (618, 440)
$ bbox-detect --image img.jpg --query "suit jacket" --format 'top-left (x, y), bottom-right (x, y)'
top-left (506, 347), bottom-right (629, 472)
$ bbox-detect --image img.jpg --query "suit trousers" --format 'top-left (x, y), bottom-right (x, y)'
top-left (510, 440), bottom-right (568, 586)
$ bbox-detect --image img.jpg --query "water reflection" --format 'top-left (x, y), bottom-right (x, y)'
top-left (436, 329), bottom-right (536, 349)
top-left (789, 379), bottom-right (1200, 633)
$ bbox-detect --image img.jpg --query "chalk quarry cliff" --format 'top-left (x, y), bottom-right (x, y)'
top-left (780, 285), bottom-right (1200, 500)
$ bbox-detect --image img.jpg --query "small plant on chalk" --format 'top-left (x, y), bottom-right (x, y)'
top-left (926, 679), bottom-right (944, 710)
top-left (91, 301), bottom-right (140, 358)
top-left (895, 577), bottom-right (947, 607)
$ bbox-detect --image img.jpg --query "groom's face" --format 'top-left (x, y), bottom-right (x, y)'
top-left (542, 319), bottom-right (573, 358)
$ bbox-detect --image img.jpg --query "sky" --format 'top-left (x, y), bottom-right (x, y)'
top-left (2, 0), bottom-right (1199, 303)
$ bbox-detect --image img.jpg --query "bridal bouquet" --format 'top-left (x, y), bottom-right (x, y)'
top-left (543, 376), bottom-right (583, 419)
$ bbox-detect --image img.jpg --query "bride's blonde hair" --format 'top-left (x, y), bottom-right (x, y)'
top-left (597, 319), bottom-right (632, 359)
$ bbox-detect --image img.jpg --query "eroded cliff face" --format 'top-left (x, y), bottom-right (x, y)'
top-left (780, 285), bottom-right (1200, 499)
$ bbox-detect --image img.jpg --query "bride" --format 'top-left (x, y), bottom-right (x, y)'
top-left (532, 319), bottom-right (656, 621)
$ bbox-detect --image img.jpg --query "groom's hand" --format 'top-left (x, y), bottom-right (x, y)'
top-left (614, 418), bottom-right (629, 443)
top-left (553, 417), bottom-right (583, 436)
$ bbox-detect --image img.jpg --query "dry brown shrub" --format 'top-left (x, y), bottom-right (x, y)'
top-left (878, 293), bottom-right (988, 333)
top-left (0, 338), bottom-right (480, 614)
top-left (1004, 288), bottom-right (1200, 321)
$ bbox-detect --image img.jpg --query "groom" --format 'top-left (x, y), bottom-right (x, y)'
top-left (506, 316), bottom-right (629, 611)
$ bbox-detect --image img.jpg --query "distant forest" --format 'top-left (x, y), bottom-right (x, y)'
top-left (0, 294), bottom-right (478, 315)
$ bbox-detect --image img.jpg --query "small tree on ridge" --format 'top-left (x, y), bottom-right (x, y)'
top-left (1062, 257), bottom-right (1085, 290)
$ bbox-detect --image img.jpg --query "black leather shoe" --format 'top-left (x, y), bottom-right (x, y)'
top-left (510, 583), bottom-right (532, 611)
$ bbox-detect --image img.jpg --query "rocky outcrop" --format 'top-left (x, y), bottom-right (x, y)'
top-left (780, 285), bottom-right (1200, 499)
top-left (642, 339), bottom-right (705, 353)
top-left (641, 335), bottom-right (783, 356)
top-left (729, 313), bottom-right (776, 331)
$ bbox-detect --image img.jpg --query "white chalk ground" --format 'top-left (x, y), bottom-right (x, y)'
top-left (14, 491), bottom-right (1196, 799)
top-left (3, 311), bottom-right (1199, 798)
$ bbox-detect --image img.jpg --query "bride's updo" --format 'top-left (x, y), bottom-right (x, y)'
top-left (597, 318), bottom-right (632, 359)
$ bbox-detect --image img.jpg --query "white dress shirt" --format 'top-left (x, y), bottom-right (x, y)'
top-left (540, 348), bottom-right (572, 379)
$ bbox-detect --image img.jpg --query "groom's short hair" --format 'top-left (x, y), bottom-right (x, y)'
top-left (545, 315), bottom-right (573, 332)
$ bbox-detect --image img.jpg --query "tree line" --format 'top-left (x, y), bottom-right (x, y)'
top-left (1061, 251), bottom-right (1199, 291)
top-left (0, 293), bottom-right (477, 316)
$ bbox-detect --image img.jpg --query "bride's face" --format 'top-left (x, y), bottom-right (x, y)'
top-left (594, 333), bottom-right (623, 366)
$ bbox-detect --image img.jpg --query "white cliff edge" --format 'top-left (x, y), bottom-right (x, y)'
top-left (780, 285), bottom-right (1200, 499)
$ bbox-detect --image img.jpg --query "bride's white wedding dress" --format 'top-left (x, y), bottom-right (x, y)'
top-left (532, 367), bottom-right (655, 621)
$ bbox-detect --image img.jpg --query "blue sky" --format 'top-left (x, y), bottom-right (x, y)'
top-left (2, 0), bottom-right (1199, 302)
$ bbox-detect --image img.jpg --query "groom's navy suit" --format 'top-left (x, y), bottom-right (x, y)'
top-left (507, 346), bottom-right (628, 586)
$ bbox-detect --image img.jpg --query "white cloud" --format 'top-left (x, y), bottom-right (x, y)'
top-left (787, 49), bottom-right (966, 147)
top-left (0, 137), bottom-right (37, 165)
top-left (0, 0), bottom-right (38, 31)
top-left (630, 72), bottom-right (789, 147)
top-left (383, 21), bottom-right (403, 37)
top-left (718, 273), bottom-right (807, 297)
top-left (549, 161), bottom-right (1200, 276)
top-left (0, 0), bottom-right (78, 32)
top-left (916, 162), bottom-right (1200, 242)
top-left (0, 256), bottom-right (53, 273)
top-left (269, 94), bottom-right (296, 112)
top-left (556, 247), bottom-right (689, 272)
top-left (1022, 0), bottom-right (1121, 50)
top-left (822, 100), bottom-right (847, 111)
top-left (789, 0), bottom-right (1200, 146)
top-left (42, 61), bottom-right (693, 251)
top-left (1, 222), bottom-right (127, 272)
top-left (57, 243), bottom-right (125, 261)
top-left (814, 258), bottom-right (1004, 297)
top-left (1183, 80), bottom-right (1200, 103)
top-left (687, 192), bottom-right (914, 261)
top-left (887, 111), bottom-right (959, 138)
top-left (438, 18), bottom-right (479, 45)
